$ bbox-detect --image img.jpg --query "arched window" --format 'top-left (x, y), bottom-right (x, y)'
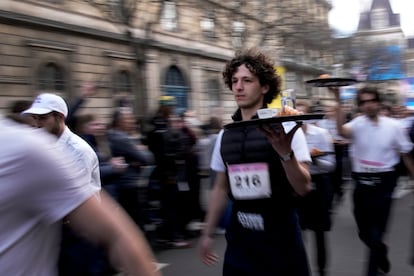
top-left (38, 62), bottom-right (65, 91)
top-left (163, 65), bottom-right (188, 115)
top-left (114, 70), bottom-right (132, 93)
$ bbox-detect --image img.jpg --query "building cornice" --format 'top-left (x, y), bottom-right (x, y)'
top-left (280, 58), bottom-right (329, 74)
top-left (356, 27), bottom-right (404, 37)
top-left (0, 10), bottom-right (127, 42)
top-left (103, 50), bottom-right (136, 60)
top-left (25, 38), bottom-right (76, 52)
top-left (0, 10), bottom-right (232, 62)
top-left (0, 76), bottom-right (29, 84)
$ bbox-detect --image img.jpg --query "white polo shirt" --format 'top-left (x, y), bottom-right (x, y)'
top-left (303, 123), bottom-right (336, 175)
top-left (346, 115), bottom-right (413, 173)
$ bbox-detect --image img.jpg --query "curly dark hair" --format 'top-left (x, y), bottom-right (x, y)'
top-left (222, 48), bottom-right (281, 105)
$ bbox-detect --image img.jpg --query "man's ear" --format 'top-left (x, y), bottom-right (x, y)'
top-left (261, 84), bottom-right (269, 95)
top-left (54, 112), bottom-right (65, 121)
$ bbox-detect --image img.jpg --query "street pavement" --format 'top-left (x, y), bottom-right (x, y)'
top-left (154, 181), bottom-right (414, 276)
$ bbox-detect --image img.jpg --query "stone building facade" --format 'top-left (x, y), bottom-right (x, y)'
top-left (346, 0), bottom-right (413, 105)
top-left (0, 0), bottom-right (333, 123)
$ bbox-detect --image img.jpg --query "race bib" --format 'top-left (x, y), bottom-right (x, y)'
top-left (228, 163), bottom-right (271, 200)
top-left (358, 159), bottom-right (390, 173)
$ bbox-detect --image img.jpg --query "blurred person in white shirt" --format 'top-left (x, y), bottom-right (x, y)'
top-left (0, 115), bottom-right (160, 276)
top-left (296, 99), bottom-right (336, 276)
top-left (23, 93), bottom-right (104, 275)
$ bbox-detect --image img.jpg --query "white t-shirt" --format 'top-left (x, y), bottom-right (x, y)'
top-left (317, 118), bottom-right (346, 141)
top-left (303, 123), bottom-right (336, 175)
top-left (0, 118), bottom-right (97, 276)
top-left (398, 116), bottom-right (414, 133)
top-left (346, 115), bottom-right (413, 172)
top-left (58, 127), bottom-right (101, 190)
top-left (211, 122), bottom-right (311, 172)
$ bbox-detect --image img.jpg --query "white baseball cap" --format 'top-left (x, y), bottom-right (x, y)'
top-left (23, 93), bottom-right (68, 118)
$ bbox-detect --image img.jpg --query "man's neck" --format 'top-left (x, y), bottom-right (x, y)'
top-left (240, 104), bottom-right (264, 121)
top-left (56, 124), bottom-right (66, 138)
top-left (241, 109), bottom-right (257, 121)
top-left (366, 114), bottom-right (379, 123)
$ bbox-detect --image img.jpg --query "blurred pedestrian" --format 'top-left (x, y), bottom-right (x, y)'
top-left (199, 48), bottom-right (312, 275)
top-left (0, 114), bottom-right (160, 276)
top-left (178, 111), bottom-right (204, 225)
top-left (317, 103), bottom-right (349, 206)
top-left (204, 116), bottom-right (224, 187)
top-left (75, 113), bottom-right (128, 199)
top-left (146, 97), bottom-right (191, 248)
top-left (200, 116), bottom-right (232, 233)
top-left (22, 93), bottom-right (108, 275)
top-left (107, 107), bottom-right (154, 229)
top-left (7, 99), bottom-right (36, 126)
top-left (22, 93), bottom-right (100, 190)
top-left (331, 86), bottom-right (414, 276)
top-left (296, 99), bottom-right (336, 276)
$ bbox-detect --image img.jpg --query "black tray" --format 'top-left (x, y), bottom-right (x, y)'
top-left (305, 78), bottom-right (357, 87)
top-left (224, 113), bottom-right (325, 129)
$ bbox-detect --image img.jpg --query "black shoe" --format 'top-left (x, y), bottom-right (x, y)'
top-left (378, 244), bottom-right (390, 273)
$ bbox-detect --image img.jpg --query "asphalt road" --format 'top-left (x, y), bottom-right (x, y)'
top-left (155, 182), bottom-right (414, 276)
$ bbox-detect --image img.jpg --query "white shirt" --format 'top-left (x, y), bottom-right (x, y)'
top-left (0, 117), bottom-right (97, 276)
top-left (346, 115), bottom-right (413, 173)
top-left (58, 126), bottom-right (101, 191)
top-left (303, 123), bottom-right (336, 175)
top-left (398, 116), bottom-right (414, 134)
top-left (211, 122), bottom-right (311, 172)
top-left (317, 118), bottom-right (346, 142)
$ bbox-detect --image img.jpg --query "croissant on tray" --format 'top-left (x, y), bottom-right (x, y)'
top-left (318, 73), bottom-right (331, 79)
top-left (310, 148), bottom-right (323, 157)
top-left (277, 105), bottom-right (303, 116)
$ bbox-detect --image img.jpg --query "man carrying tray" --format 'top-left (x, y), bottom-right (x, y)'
top-left (330, 86), bottom-right (414, 276)
top-left (199, 48), bottom-right (312, 275)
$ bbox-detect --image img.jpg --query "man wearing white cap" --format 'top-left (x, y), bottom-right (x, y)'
top-left (23, 93), bottom-right (104, 274)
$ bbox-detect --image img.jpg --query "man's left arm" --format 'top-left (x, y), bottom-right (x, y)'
top-left (396, 118), bottom-right (414, 183)
top-left (259, 123), bottom-right (311, 196)
top-left (281, 158), bottom-right (311, 196)
top-left (67, 191), bottom-right (161, 276)
top-left (402, 153), bottom-right (414, 181)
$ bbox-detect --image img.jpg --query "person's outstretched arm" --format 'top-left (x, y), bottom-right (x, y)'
top-left (330, 87), bottom-right (352, 139)
top-left (67, 191), bottom-right (161, 276)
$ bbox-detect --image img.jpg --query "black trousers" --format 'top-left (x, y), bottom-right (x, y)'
top-left (352, 171), bottom-right (397, 276)
top-left (118, 186), bottom-right (146, 228)
top-left (333, 143), bottom-right (347, 199)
